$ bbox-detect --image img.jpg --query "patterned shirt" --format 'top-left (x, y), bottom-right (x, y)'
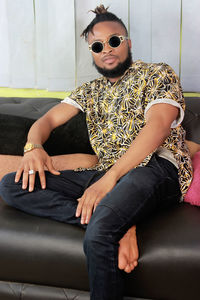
top-left (62, 61), bottom-right (193, 198)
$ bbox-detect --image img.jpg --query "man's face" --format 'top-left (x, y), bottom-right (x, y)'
top-left (88, 21), bottom-right (132, 80)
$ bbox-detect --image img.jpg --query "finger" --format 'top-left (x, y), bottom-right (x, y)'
top-left (38, 168), bottom-right (46, 189)
top-left (80, 203), bottom-right (87, 224)
top-left (28, 170), bottom-right (36, 192)
top-left (93, 200), bottom-right (99, 212)
top-left (15, 167), bottom-right (23, 183)
top-left (86, 201), bottom-right (98, 223)
top-left (82, 202), bottom-right (93, 225)
top-left (82, 196), bottom-right (98, 224)
top-left (76, 197), bottom-right (84, 218)
top-left (79, 193), bottom-right (92, 224)
top-left (22, 168), bottom-right (29, 190)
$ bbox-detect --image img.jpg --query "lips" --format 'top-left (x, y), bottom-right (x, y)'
top-left (102, 55), bottom-right (117, 64)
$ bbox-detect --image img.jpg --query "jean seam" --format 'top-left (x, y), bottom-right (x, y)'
top-left (98, 204), bottom-right (128, 226)
top-left (102, 172), bottom-right (180, 228)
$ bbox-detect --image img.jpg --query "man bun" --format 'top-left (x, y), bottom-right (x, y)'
top-left (90, 5), bottom-right (109, 15)
top-left (81, 4), bottom-right (128, 40)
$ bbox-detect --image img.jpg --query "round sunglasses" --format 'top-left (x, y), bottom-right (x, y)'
top-left (89, 35), bottom-right (128, 53)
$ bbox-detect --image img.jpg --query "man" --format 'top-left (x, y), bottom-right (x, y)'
top-left (0, 5), bottom-right (192, 300)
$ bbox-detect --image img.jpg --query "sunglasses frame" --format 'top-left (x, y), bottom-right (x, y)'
top-left (88, 35), bottom-right (128, 53)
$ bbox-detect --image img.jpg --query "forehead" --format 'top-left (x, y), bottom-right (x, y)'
top-left (88, 21), bottom-right (126, 42)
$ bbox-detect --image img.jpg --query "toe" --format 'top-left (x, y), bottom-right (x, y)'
top-left (124, 264), bottom-right (132, 273)
top-left (118, 254), bottom-right (127, 270)
top-left (134, 260), bottom-right (138, 267)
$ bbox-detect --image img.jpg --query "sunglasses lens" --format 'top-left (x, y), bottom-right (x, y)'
top-left (92, 42), bottom-right (103, 53)
top-left (109, 36), bottom-right (121, 48)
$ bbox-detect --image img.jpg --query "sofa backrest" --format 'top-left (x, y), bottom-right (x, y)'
top-left (0, 97), bottom-right (199, 156)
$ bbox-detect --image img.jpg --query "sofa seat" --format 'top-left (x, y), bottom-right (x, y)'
top-left (0, 96), bottom-right (200, 300)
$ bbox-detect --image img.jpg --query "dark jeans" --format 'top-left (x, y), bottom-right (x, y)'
top-left (0, 154), bottom-right (181, 300)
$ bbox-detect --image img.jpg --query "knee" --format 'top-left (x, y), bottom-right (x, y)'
top-left (83, 221), bottom-right (107, 258)
top-left (0, 172), bottom-right (18, 204)
top-left (0, 172), bottom-right (16, 185)
top-left (0, 172), bottom-right (16, 191)
top-left (83, 205), bottom-right (121, 255)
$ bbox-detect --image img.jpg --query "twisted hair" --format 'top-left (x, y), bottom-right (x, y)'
top-left (81, 4), bottom-right (128, 40)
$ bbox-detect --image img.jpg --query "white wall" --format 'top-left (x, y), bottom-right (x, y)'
top-left (181, 0), bottom-right (200, 92)
top-left (0, 0), bottom-right (199, 92)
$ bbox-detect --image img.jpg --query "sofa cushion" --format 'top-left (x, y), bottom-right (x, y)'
top-left (128, 203), bottom-right (200, 300)
top-left (0, 197), bottom-right (88, 291)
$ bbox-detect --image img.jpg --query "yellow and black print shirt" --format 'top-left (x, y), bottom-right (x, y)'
top-left (63, 61), bottom-right (192, 197)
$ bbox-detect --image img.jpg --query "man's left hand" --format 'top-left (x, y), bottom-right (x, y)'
top-left (76, 173), bottom-right (117, 224)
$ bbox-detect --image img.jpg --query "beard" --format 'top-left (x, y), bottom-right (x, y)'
top-left (93, 48), bottom-right (132, 78)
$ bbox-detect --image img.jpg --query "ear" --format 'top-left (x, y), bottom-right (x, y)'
top-left (128, 38), bottom-right (132, 49)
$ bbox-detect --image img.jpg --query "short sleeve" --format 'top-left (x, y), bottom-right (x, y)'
top-left (62, 82), bottom-right (92, 113)
top-left (144, 63), bottom-right (185, 128)
top-left (145, 63), bottom-right (185, 107)
top-left (144, 98), bottom-right (184, 128)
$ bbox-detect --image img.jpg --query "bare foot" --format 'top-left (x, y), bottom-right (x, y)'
top-left (118, 225), bottom-right (139, 273)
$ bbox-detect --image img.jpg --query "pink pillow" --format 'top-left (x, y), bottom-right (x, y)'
top-left (184, 151), bottom-right (200, 206)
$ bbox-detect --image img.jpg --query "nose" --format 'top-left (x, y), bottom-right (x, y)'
top-left (102, 41), bottom-right (112, 53)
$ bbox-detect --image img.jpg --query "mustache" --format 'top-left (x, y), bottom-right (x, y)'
top-left (102, 54), bottom-right (118, 62)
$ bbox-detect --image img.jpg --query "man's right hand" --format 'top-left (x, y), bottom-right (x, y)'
top-left (15, 149), bottom-right (60, 192)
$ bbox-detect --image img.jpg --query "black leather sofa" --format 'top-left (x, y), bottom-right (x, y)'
top-left (0, 96), bottom-right (200, 300)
